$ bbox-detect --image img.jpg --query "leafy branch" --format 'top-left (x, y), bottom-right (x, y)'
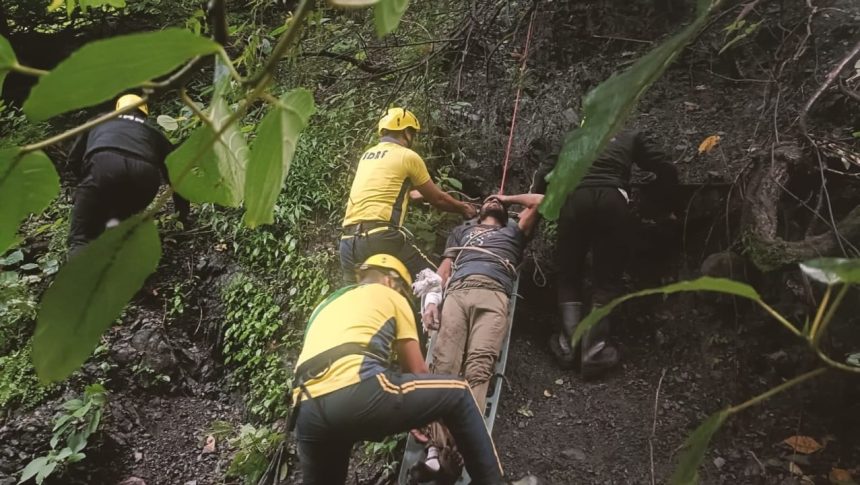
top-left (0, 0), bottom-right (410, 384)
top-left (571, 258), bottom-right (860, 483)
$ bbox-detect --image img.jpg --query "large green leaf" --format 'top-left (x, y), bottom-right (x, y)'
top-left (0, 35), bottom-right (16, 94)
top-left (23, 29), bottom-right (219, 121)
top-left (166, 93), bottom-right (248, 207)
top-left (540, 0), bottom-right (722, 219)
top-left (573, 277), bottom-right (760, 347)
top-left (374, 0), bottom-right (410, 37)
top-left (243, 88), bottom-right (316, 228)
top-left (32, 215), bottom-right (161, 383)
top-left (799, 258), bottom-right (860, 285)
top-left (0, 149), bottom-right (60, 253)
top-left (669, 410), bottom-right (729, 485)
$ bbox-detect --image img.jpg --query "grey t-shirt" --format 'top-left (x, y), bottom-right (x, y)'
top-left (445, 221), bottom-right (525, 295)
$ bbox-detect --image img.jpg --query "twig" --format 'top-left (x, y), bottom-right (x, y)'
top-left (748, 450), bottom-right (766, 476)
top-left (728, 368), bottom-right (827, 414)
top-left (798, 39), bottom-right (860, 136)
top-left (20, 96), bottom-right (149, 154)
top-left (650, 368), bottom-right (667, 485)
top-left (592, 34), bottom-right (653, 44)
top-left (300, 50), bottom-right (384, 73)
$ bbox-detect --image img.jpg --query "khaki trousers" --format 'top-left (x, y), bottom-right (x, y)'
top-left (428, 275), bottom-right (510, 451)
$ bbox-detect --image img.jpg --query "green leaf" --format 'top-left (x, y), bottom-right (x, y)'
top-left (374, 0), bottom-right (410, 37)
top-left (573, 277), bottom-right (760, 348)
top-left (32, 215), bottom-right (161, 383)
top-left (540, 0), bottom-right (722, 219)
top-left (156, 115), bottom-right (179, 132)
top-left (23, 29), bottom-right (219, 121)
top-left (18, 456), bottom-right (49, 484)
top-left (799, 258), bottom-right (860, 285)
top-left (243, 88), bottom-right (315, 228)
top-left (66, 452), bottom-right (86, 463)
top-left (0, 35), bottom-right (17, 93)
top-left (166, 93), bottom-right (248, 207)
top-left (35, 460), bottom-right (56, 485)
top-left (669, 410), bottom-right (729, 485)
top-left (0, 149), bottom-right (61, 253)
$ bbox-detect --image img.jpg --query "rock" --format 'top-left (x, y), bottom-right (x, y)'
top-left (562, 448), bottom-right (587, 461)
top-left (700, 251), bottom-right (753, 283)
top-left (129, 328), bottom-right (178, 373)
top-left (510, 475), bottom-right (544, 485)
top-left (118, 478), bottom-right (147, 485)
top-left (134, 451), bottom-right (143, 462)
top-left (714, 456), bottom-right (726, 469)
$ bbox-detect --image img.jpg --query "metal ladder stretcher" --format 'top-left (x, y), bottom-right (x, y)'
top-left (397, 274), bottom-right (520, 485)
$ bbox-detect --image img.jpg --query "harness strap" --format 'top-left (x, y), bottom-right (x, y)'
top-left (289, 342), bottom-right (386, 431)
top-left (446, 226), bottom-right (517, 277)
top-left (446, 246), bottom-right (517, 276)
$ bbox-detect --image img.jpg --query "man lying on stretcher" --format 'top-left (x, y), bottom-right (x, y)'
top-left (412, 193), bottom-right (544, 482)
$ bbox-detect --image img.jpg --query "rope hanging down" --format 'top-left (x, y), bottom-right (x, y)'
top-left (499, 8), bottom-right (537, 195)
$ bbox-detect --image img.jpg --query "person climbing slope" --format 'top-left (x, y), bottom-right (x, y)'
top-left (548, 128), bottom-right (678, 379)
top-left (339, 107), bottom-right (477, 283)
top-left (66, 94), bottom-right (189, 256)
top-left (290, 254), bottom-right (504, 485)
top-left (416, 193), bottom-right (543, 480)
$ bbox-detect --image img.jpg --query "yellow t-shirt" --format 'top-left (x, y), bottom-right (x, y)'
top-left (292, 283), bottom-right (418, 403)
top-left (342, 141), bottom-right (432, 227)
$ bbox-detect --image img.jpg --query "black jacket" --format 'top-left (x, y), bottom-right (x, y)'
top-left (578, 129), bottom-right (677, 190)
top-left (69, 113), bottom-right (188, 215)
top-left (69, 114), bottom-right (173, 170)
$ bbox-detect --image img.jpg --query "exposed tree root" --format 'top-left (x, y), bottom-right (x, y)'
top-left (740, 143), bottom-right (860, 271)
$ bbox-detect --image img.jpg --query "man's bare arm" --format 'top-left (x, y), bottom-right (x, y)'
top-left (396, 339), bottom-right (429, 374)
top-left (415, 180), bottom-right (477, 218)
top-left (437, 257), bottom-right (453, 287)
top-left (497, 193), bottom-right (544, 236)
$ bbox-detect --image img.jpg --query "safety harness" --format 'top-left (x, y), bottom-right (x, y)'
top-left (445, 225), bottom-right (518, 279)
top-left (288, 285), bottom-right (387, 431)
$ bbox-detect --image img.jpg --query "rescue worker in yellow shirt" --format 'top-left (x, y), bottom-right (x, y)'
top-left (339, 108), bottom-right (477, 283)
top-left (290, 254), bottom-right (504, 485)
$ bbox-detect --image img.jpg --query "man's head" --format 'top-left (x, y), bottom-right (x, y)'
top-left (478, 195), bottom-right (508, 227)
top-left (378, 107), bottom-right (421, 148)
top-left (357, 254), bottom-right (413, 297)
top-left (116, 94), bottom-right (149, 117)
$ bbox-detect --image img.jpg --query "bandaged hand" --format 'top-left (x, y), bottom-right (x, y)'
top-left (422, 303), bottom-right (440, 332)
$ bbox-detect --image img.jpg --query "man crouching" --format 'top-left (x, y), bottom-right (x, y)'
top-left (418, 193), bottom-right (543, 480)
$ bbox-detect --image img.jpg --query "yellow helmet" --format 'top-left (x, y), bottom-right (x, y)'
top-left (377, 107), bottom-right (420, 136)
top-left (116, 94), bottom-right (149, 116)
top-left (358, 254), bottom-right (412, 286)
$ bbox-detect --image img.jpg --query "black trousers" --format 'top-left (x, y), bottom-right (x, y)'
top-left (296, 371), bottom-right (503, 485)
top-left (338, 227), bottom-right (434, 283)
top-left (557, 186), bottom-right (631, 305)
top-left (68, 150), bottom-right (160, 255)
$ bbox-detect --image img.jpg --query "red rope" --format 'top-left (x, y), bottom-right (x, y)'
top-left (499, 9), bottom-right (537, 195)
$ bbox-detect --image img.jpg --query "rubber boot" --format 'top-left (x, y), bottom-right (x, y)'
top-left (549, 302), bottom-right (581, 370)
top-left (580, 308), bottom-right (619, 380)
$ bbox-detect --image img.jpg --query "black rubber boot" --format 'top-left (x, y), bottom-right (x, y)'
top-left (549, 302), bottom-right (581, 370)
top-left (580, 308), bottom-right (619, 380)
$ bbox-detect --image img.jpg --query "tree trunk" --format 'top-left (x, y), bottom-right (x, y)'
top-left (741, 142), bottom-right (860, 270)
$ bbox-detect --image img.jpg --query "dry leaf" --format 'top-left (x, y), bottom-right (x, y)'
top-left (789, 462), bottom-right (804, 475)
top-left (698, 135), bottom-right (721, 154)
top-left (517, 405), bottom-right (534, 418)
top-left (784, 435), bottom-right (823, 454)
top-left (830, 468), bottom-right (855, 484)
top-left (202, 435), bottom-right (216, 454)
